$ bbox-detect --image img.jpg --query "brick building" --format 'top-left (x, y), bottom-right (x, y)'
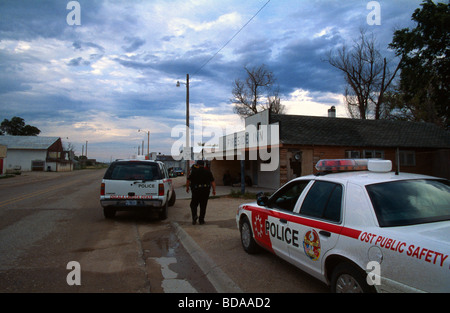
top-left (207, 110), bottom-right (450, 190)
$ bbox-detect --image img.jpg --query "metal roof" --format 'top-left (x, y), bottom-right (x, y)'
top-left (0, 136), bottom-right (60, 150)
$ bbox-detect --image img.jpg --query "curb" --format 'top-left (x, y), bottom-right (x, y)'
top-left (171, 221), bottom-right (242, 293)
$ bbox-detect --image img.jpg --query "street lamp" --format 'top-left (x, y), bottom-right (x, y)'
top-left (138, 129), bottom-right (150, 159)
top-left (177, 73), bottom-right (190, 174)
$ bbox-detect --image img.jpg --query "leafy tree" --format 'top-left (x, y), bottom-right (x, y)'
top-left (0, 116), bottom-right (41, 136)
top-left (231, 64), bottom-right (285, 118)
top-left (389, 0), bottom-right (449, 128)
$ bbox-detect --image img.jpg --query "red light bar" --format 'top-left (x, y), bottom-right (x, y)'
top-left (315, 159), bottom-right (368, 172)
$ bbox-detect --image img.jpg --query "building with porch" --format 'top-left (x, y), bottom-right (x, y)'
top-left (206, 110), bottom-right (450, 190)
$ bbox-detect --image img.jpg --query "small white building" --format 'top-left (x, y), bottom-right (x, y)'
top-left (0, 144), bottom-right (6, 175)
top-left (0, 136), bottom-right (73, 172)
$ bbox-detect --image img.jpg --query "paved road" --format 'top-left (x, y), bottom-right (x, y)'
top-left (0, 169), bottom-right (213, 292)
top-left (0, 169), bottom-right (328, 293)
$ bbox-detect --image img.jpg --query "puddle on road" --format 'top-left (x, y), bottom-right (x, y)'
top-left (155, 232), bottom-right (179, 257)
top-left (140, 225), bottom-right (214, 293)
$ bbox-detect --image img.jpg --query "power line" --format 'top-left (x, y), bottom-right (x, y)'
top-left (192, 0), bottom-right (271, 76)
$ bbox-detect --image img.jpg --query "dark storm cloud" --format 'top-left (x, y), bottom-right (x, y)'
top-left (72, 40), bottom-right (105, 53)
top-left (0, 0), bottom-right (426, 161)
top-left (0, 49), bottom-right (39, 94)
top-left (122, 36), bottom-right (146, 53)
top-left (0, 0), bottom-right (66, 40)
top-left (0, 77), bottom-right (32, 94)
top-left (0, 0), bottom-right (104, 40)
top-left (67, 57), bottom-right (90, 66)
top-left (274, 32), bottom-right (345, 94)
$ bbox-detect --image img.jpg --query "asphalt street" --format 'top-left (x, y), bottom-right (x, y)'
top-left (0, 169), bottom-right (328, 293)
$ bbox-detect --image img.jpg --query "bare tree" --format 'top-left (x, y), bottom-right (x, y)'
top-left (231, 64), bottom-right (285, 118)
top-left (326, 30), bottom-right (401, 119)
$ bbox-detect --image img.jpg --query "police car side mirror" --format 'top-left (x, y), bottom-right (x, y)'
top-left (257, 197), bottom-right (268, 206)
top-left (256, 192), bottom-right (269, 207)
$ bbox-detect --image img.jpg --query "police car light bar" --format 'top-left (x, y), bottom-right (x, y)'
top-left (367, 159), bottom-right (392, 172)
top-left (315, 159), bottom-right (392, 173)
top-left (315, 159), bottom-right (367, 172)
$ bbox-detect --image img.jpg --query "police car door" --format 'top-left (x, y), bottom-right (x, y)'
top-left (288, 180), bottom-right (343, 278)
top-left (265, 180), bottom-right (312, 261)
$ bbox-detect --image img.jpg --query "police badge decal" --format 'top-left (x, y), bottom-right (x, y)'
top-left (303, 229), bottom-right (321, 261)
top-left (251, 211), bottom-right (272, 250)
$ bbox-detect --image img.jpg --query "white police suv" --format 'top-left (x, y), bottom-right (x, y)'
top-left (100, 159), bottom-right (176, 219)
top-left (236, 159), bottom-right (450, 293)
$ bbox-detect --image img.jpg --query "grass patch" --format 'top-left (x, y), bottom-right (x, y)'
top-left (228, 189), bottom-right (271, 199)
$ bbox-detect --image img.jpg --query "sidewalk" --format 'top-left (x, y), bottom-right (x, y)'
top-left (169, 176), bottom-right (280, 292)
top-left (172, 176), bottom-right (276, 200)
top-left (167, 188), bottom-right (326, 293)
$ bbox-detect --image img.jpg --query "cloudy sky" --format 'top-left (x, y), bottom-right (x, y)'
top-left (0, 0), bottom-right (423, 161)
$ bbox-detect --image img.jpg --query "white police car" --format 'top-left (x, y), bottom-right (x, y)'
top-left (236, 159), bottom-right (450, 292)
top-left (100, 159), bottom-right (176, 219)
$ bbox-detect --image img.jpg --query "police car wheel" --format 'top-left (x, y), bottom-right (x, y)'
top-left (240, 217), bottom-right (259, 254)
top-left (103, 207), bottom-right (116, 219)
top-left (168, 190), bottom-right (176, 207)
top-left (330, 263), bottom-right (375, 293)
top-left (159, 198), bottom-right (168, 220)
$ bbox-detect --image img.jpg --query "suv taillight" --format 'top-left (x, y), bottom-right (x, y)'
top-left (100, 183), bottom-right (105, 196)
top-left (158, 183), bottom-right (164, 196)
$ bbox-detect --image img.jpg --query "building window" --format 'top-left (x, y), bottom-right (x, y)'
top-left (48, 151), bottom-right (61, 159)
top-left (363, 150), bottom-right (384, 159)
top-left (399, 150), bottom-right (416, 166)
top-left (345, 150), bottom-right (360, 158)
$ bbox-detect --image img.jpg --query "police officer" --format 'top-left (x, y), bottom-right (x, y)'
top-left (186, 160), bottom-right (216, 225)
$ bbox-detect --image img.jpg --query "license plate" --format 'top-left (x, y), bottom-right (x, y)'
top-left (125, 200), bottom-right (137, 206)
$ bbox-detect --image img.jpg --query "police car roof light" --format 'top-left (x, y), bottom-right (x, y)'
top-left (367, 159), bottom-right (392, 172)
top-left (315, 159), bottom-right (367, 173)
top-left (315, 159), bottom-right (392, 173)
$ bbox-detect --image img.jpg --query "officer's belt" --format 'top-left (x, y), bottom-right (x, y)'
top-left (192, 184), bottom-right (210, 189)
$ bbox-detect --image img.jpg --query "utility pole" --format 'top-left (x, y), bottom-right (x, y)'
top-left (138, 130), bottom-right (150, 159)
top-left (147, 131), bottom-right (150, 158)
top-left (177, 73), bottom-right (190, 175)
top-left (186, 73), bottom-right (190, 174)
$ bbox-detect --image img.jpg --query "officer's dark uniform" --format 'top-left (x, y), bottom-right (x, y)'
top-left (186, 161), bottom-right (215, 225)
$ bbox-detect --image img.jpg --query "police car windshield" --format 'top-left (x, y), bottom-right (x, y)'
top-left (104, 161), bottom-right (162, 181)
top-left (366, 179), bottom-right (450, 227)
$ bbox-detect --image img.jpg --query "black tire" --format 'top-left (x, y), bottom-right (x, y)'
top-left (330, 262), bottom-right (376, 293)
top-left (159, 197), bottom-right (169, 220)
top-left (103, 207), bottom-right (116, 219)
top-left (239, 217), bottom-right (260, 254)
top-left (168, 190), bottom-right (176, 207)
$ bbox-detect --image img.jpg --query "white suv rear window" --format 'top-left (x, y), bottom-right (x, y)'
top-left (104, 161), bottom-right (162, 181)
